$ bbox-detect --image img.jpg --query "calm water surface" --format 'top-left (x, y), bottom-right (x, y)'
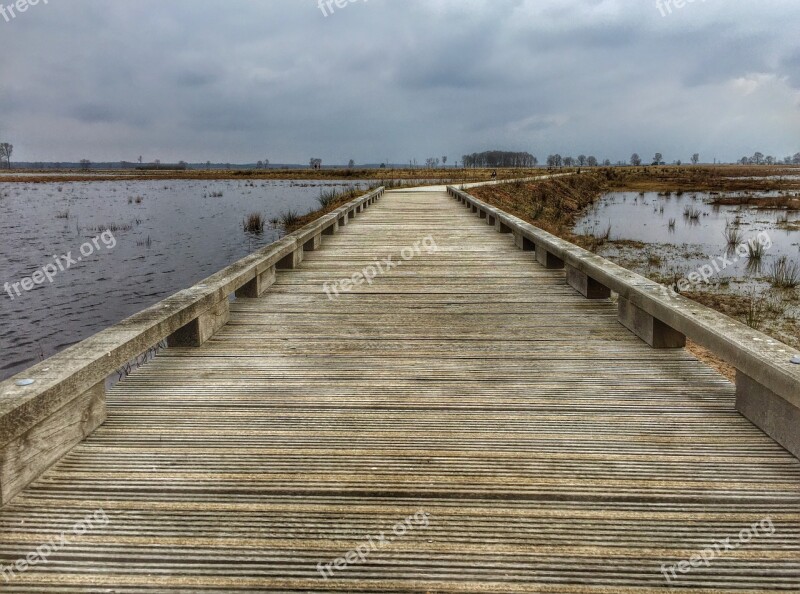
top-left (0, 179), bottom-right (366, 380)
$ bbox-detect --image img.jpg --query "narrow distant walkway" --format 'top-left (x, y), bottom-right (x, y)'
top-left (1, 188), bottom-right (798, 591)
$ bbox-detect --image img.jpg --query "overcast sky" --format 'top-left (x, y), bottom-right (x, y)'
top-left (2, 0), bottom-right (799, 165)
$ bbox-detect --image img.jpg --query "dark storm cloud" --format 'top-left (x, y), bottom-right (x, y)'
top-left (1, 0), bottom-right (798, 164)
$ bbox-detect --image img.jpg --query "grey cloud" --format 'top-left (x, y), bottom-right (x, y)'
top-left (1, 0), bottom-right (799, 164)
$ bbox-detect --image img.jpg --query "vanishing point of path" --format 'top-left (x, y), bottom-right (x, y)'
top-left (1, 187), bottom-right (798, 592)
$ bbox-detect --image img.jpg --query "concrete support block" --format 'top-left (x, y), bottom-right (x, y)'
top-left (348, 210), bottom-right (355, 220)
top-left (322, 221), bottom-right (338, 236)
top-left (736, 371), bottom-right (800, 459)
top-left (472, 205), bottom-right (478, 214)
top-left (235, 266), bottom-right (276, 299)
top-left (566, 264), bottom-right (611, 299)
top-left (479, 210), bottom-right (487, 219)
top-left (536, 247), bottom-right (564, 269)
top-left (487, 215), bottom-right (496, 226)
top-left (168, 299), bottom-right (230, 348)
top-left (618, 297), bottom-right (686, 349)
top-left (0, 380), bottom-right (105, 505)
top-left (517, 235), bottom-right (535, 251)
top-left (355, 205), bottom-right (363, 214)
top-left (338, 215), bottom-right (348, 227)
top-left (277, 248), bottom-right (303, 270)
top-left (495, 219), bottom-right (512, 234)
top-left (303, 234), bottom-right (322, 252)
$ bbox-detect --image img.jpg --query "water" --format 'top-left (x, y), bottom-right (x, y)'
top-left (0, 179), bottom-right (366, 380)
top-left (575, 191), bottom-right (800, 281)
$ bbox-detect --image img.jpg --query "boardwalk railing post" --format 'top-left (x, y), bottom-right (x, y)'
top-left (304, 234), bottom-right (322, 252)
top-left (0, 379), bottom-right (106, 506)
top-left (617, 297), bottom-right (686, 349)
top-left (168, 299), bottom-right (231, 347)
top-left (514, 232), bottom-right (535, 252)
top-left (736, 372), bottom-right (800, 458)
top-left (236, 265), bottom-right (277, 299)
top-left (322, 220), bottom-right (339, 235)
top-left (535, 244), bottom-right (564, 270)
top-left (565, 265), bottom-right (611, 299)
top-left (495, 217), bottom-right (512, 234)
top-left (277, 244), bottom-right (303, 270)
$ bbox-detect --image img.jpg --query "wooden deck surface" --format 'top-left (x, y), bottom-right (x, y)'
top-left (1, 188), bottom-right (798, 592)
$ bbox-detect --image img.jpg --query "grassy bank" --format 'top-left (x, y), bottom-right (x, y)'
top-left (470, 172), bottom-right (611, 249)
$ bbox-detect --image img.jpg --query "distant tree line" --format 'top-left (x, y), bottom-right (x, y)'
top-left (546, 154), bottom-right (600, 168)
top-left (462, 151), bottom-right (538, 168)
top-left (739, 152), bottom-right (800, 166)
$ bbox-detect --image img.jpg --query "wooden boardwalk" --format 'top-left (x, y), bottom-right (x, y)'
top-left (1, 188), bottom-right (799, 591)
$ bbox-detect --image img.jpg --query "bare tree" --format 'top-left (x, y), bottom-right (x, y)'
top-left (653, 153), bottom-right (663, 165)
top-left (564, 156), bottom-right (575, 167)
top-left (587, 156), bottom-right (598, 167)
top-left (310, 158), bottom-right (322, 170)
top-left (577, 155), bottom-right (587, 166)
top-left (691, 153), bottom-right (700, 165)
top-left (79, 159), bottom-right (91, 171)
top-left (264, 159), bottom-right (270, 169)
top-left (348, 159), bottom-right (355, 169)
top-left (257, 160), bottom-right (264, 169)
top-left (442, 156), bottom-right (447, 167)
top-left (630, 153), bottom-right (642, 166)
top-left (425, 157), bottom-right (441, 168)
top-left (793, 153), bottom-right (800, 165)
top-left (752, 152), bottom-right (764, 165)
top-left (0, 143), bottom-right (13, 169)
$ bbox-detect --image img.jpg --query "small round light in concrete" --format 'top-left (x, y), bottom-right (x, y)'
top-left (15, 379), bottom-right (35, 386)
top-left (792, 356), bottom-right (800, 365)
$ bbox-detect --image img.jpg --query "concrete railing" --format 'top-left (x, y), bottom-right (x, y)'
top-left (448, 185), bottom-right (800, 459)
top-left (0, 187), bottom-right (385, 506)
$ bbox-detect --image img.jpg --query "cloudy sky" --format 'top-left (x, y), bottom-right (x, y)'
top-left (2, 0), bottom-right (799, 165)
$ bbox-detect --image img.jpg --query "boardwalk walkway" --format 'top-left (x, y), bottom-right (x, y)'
top-left (1, 188), bottom-right (799, 591)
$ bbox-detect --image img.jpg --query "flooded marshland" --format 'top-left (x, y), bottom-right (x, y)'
top-left (575, 191), bottom-right (800, 282)
top-left (575, 190), bottom-right (800, 346)
top-left (0, 179), bottom-right (365, 380)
